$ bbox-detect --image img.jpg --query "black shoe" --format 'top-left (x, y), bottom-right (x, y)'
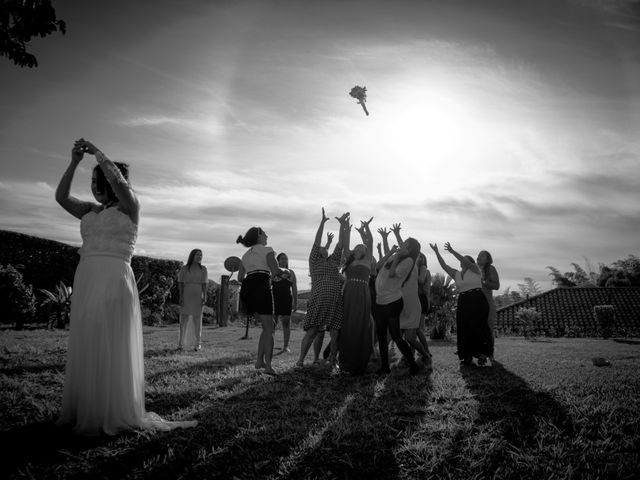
top-left (376, 366), bottom-right (391, 375)
top-left (409, 363), bottom-right (420, 375)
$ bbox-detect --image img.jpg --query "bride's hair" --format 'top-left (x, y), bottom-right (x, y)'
top-left (94, 162), bottom-right (129, 203)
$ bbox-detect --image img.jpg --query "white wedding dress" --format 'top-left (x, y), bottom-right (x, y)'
top-left (58, 207), bottom-right (196, 435)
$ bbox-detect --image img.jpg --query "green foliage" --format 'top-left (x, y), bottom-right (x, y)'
top-left (38, 280), bottom-right (71, 329)
top-left (517, 277), bottom-right (543, 297)
top-left (599, 254), bottom-right (640, 287)
top-left (593, 305), bottom-right (615, 339)
top-left (0, 0), bottom-right (66, 68)
top-left (428, 272), bottom-right (457, 339)
top-left (0, 264), bottom-right (36, 328)
top-left (494, 286), bottom-right (524, 309)
top-left (515, 307), bottom-right (541, 339)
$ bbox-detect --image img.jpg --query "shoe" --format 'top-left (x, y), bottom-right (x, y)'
top-left (409, 363), bottom-right (420, 375)
top-left (194, 345), bottom-right (201, 352)
top-left (263, 367), bottom-right (277, 376)
top-left (282, 347), bottom-right (291, 353)
top-left (376, 366), bottom-right (391, 375)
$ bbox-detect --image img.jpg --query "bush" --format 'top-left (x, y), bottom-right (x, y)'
top-left (515, 307), bottom-right (541, 339)
top-left (594, 305), bottom-right (615, 339)
top-left (38, 280), bottom-right (72, 329)
top-left (0, 264), bottom-right (36, 329)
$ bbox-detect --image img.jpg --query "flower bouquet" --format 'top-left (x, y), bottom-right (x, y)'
top-left (349, 85), bottom-right (369, 116)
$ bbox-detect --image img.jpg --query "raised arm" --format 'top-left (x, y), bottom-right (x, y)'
top-left (444, 242), bottom-right (478, 273)
top-left (78, 139), bottom-right (139, 224)
top-left (376, 242), bottom-right (383, 261)
top-left (313, 207), bottom-right (330, 247)
top-left (430, 243), bottom-right (458, 279)
top-left (334, 212), bottom-right (350, 259)
top-left (377, 227), bottom-right (390, 255)
top-left (391, 223), bottom-right (404, 246)
top-left (362, 217), bottom-right (374, 260)
top-left (55, 142), bottom-right (97, 220)
top-left (324, 231), bottom-right (334, 251)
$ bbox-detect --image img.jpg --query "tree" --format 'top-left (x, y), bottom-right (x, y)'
top-left (517, 277), bottom-right (543, 298)
top-left (599, 254), bottom-right (640, 287)
top-left (546, 258), bottom-right (600, 288)
top-left (1, 0), bottom-right (66, 68)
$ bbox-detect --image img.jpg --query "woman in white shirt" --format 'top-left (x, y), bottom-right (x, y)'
top-left (374, 238), bottom-right (422, 375)
top-left (430, 242), bottom-right (491, 367)
top-left (237, 227), bottom-right (283, 375)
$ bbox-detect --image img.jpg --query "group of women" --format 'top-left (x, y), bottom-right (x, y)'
top-left (55, 140), bottom-right (499, 436)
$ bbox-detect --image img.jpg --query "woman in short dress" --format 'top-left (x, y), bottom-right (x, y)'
top-left (178, 249), bottom-right (208, 351)
top-left (56, 138), bottom-right (196, 435)
top-left (237, 227), bottom-right (283, 375)
top-left (272, 252), bottom-right (297, 353)
top-left (390, 225), bottom-right (432, 366)
top-left (430, 242), bottom-right (491, 366)
top-left (296, 208), bottom-right (348, 369)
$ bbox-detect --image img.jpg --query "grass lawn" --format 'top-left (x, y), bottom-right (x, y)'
top-left (1, 323), bottom-right (639, 479)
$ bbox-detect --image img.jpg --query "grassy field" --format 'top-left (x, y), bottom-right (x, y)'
top-left (1, 323), bottom-right (639, 480)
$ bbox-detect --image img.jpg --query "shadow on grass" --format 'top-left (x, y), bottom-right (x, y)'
top-left (145, 354), bottom-right (254, 382)
top-left (450, 360), bottom-right (576, 475)
top-left (74, 363), bottom-right (433, 480)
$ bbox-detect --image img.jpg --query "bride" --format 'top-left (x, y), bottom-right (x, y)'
top-left (55, 138), bottom-right (197, 435)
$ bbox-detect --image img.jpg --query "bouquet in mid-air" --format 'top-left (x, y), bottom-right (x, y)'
top-left (349, 85), bottom-right (369, 116)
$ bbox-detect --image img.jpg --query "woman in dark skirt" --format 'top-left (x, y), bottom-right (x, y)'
top-left (237, 227), bottom-right (283, 375)
top-left (272, 253), bottom-right (298, 353)
top-left (430, 242), bottom-right (491, 367)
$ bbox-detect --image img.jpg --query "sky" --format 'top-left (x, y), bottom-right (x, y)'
top-left (1, 0), bottom-right (639, 293)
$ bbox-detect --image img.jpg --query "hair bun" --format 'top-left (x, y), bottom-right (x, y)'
top-left (236, 235), bottom-right (244, 244)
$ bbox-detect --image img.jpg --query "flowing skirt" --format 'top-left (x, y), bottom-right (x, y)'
top-left (338, 280), bottom-right (373, 374)
top-left (58, 254), bottom-right (196, 435)
top-left (456, 289), bottom-right (492, 360)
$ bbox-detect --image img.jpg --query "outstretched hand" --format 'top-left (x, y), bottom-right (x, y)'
top-left (335, 212), bottom-right (350, 224)
top-left (429, 243), bottom-right (439, 252)
top-left (391, 223), bottom-right (402, 235)
top-left (326, 231), bottom-right (334, 243)
top-left (321, 207), bottom-right (329, 224)
top-left (71, 144), bottom-right (84, 163)
top-left (444, 241), bottom-right (452, 253)
top-left (75, 138), bottom-right (98, 155)
top-left (377, 227), bottom-right (389, 238)
top-left (363, 217), bottom-right (374, 227)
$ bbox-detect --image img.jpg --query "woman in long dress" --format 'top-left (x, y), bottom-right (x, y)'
top-left (56, 138), bottom-right (197, 435)
top-left (178, 249), bottom-right (208, 351)
top-left (430, 242), bottom-right (491, 366)
top-left (338, 217), bottom-right (374, 375)
top-left (272, 252), bottom-right (297, 353)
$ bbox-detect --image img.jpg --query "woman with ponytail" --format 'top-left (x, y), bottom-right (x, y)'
top-left (237, 227), bottom-right (283, 375)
